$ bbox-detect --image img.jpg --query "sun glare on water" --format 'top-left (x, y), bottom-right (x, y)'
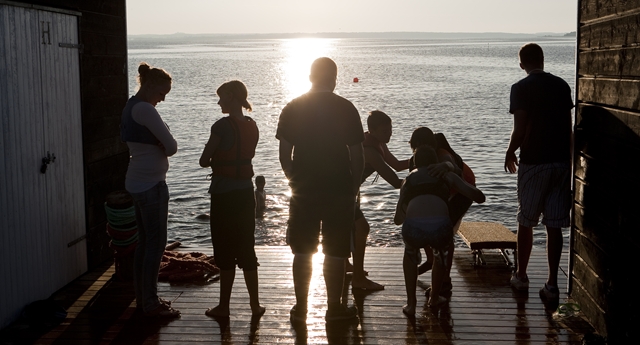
top-left (280, 38), bottom-right (336, 101)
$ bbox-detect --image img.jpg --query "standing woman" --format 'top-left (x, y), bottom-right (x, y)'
top-left (200, 80), bottom-right (265, 318)
top-left (121, 62), bottom-right (180, 317)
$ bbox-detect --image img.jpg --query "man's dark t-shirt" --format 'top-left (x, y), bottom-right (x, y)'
top-left (509, 72), bottom-right (573, 165)
top-left (276, 91), bottom-right (364, 195)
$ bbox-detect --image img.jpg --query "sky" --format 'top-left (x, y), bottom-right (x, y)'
top-left (126, 0), bottom-right (578, 35)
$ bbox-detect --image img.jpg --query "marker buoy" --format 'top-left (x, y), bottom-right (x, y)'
top-left (353, 77), bottom-right (359, 83)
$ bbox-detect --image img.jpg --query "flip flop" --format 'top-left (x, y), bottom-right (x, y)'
top-left (144, 304), bottom-right (181, 318)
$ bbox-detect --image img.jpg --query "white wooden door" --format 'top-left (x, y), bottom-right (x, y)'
top-left (38, 9), bottom-right (87, 291)
top-left (0, 3), bottom-right (86, 328)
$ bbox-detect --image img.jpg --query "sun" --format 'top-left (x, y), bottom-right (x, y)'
top-left (279, 38), bottom-right (337, 101)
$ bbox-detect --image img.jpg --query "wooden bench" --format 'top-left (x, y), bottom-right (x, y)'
top-left (457, 222), bottom-right (517, 267)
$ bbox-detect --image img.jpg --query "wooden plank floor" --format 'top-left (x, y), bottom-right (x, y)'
top-left (1, 246), bottom-right (594, 345)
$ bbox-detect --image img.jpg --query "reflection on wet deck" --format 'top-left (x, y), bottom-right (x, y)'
top-left (1, 246), bottom-right (593, 344)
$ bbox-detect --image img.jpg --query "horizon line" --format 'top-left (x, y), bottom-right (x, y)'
top-left (128, 31), bottom-right (576, 38)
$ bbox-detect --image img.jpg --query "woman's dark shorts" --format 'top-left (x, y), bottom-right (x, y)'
top-left (210, 187), bottom-right (258, 271)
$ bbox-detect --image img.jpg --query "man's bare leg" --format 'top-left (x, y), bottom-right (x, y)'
top-left (546, 226), bottom-right (563, 287)
top-left (324, 255), bottom-right (346, 306)
top-left (292, 254), bottom-right (313, 311)
top-left (352, 217), bottom-right (383, 290)
top-left (516, 224), bottom-right (533, 280)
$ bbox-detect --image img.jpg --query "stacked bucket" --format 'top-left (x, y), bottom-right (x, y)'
top-left (104, 190), bottom-right (138, 281)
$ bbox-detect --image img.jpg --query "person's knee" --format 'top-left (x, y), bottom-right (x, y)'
top-left (355, 217), bottom-right (370, 235)
top-left (294, 253), bottom-right (313, 262)
top-left (324, 254), bottom-right (346, 265)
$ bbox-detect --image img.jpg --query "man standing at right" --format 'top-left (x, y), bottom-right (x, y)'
top-left (504, 43), bottom-right (573, 309)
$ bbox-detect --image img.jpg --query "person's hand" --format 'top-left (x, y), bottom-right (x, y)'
top-left (427, 162), bottom-right (453, 178)
top-left (504, 151), bottom-right (518, 173)
top-left (158, 142), bottom-right (166, 151)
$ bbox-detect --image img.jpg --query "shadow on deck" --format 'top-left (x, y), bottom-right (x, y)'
top-left (1, 246), bottom-right (595, 344)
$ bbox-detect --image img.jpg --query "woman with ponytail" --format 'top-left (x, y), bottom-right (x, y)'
top-left (121, 62), bottom-right (180, 318)
top-left (199, 80), bottom-right (265, 318)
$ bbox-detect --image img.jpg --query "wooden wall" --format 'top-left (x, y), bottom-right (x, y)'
top-left (573, 0), bottom-right (640, 342)
top-left (16, 0), bottom-right (130, 268)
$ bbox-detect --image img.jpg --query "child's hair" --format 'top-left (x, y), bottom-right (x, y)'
top-left (409, 126), bottom-right (436, 150)
top-left (519, 43), bottom-right (544, 68)
top-left (367, 110), bottom-right (391, 131)
top-left (217, 80), bottom-right (252, 111)
top-left (137, 62), bottom-right (172, 87)
top-left (413, 145), bottom-right (438, 168)
top-left (255, 175), bottom-right (265, 184)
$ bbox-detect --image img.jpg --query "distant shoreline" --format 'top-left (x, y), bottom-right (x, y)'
top-left (128, 31), bottom-right (576, 40)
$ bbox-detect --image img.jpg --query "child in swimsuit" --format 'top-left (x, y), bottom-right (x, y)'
top-left (394, 145), bottom-right (485, 315)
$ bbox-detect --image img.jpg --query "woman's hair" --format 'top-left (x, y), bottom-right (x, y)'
top-left (137, 62), bottom-right (172, 87)
top-left (217, 80), bottom-right (252, 112)
top-left (409, 126), bottom-right (436, 150)
top-left (367, 110), bottom-right (391, 131)
top-left (413, 145), bottom-right (439, 168)
top-left (519, 43), bottom-right (544, 68)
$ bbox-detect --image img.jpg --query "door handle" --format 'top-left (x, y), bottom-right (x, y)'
top-left (40, 151), bottom-right (56, 174)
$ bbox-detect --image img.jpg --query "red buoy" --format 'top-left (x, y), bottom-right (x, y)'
top-left (353, 77), bottom-right (359, 83)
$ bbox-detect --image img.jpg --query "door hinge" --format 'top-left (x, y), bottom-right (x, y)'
top-left (59, 43), bottom-right (83, 52)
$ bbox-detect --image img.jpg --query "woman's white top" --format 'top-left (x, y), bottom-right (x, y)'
top-left (125, 101), bottom-right (178, 194)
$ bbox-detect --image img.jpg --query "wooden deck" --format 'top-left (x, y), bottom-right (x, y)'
top-left (1, 246), bottom-right (594, 345)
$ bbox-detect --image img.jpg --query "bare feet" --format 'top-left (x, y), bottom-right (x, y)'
top-left (345, 260), bottom-right (369, 276)
top-left (352, 277), bottom-right (384, 290)
top-left (205, 305), bottom-right (230, 318)
top-left (428, 295), bottom-right (447, 308)
top-left (251, 305), bottom-right (266, 317)
top-left (402, 304), bottom-right (416, 316)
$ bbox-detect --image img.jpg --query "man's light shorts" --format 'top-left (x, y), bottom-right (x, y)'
top-left (517, 162), bottom-right (571, 228)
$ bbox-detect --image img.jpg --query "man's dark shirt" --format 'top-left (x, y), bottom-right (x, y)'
top-left (509, 72), bottom-right (573, 165)
top-left (277, 91), bottom-right (364, 195)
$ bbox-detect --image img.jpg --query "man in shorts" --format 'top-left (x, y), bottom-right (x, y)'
top-left (277, 57), bottom-right (365, 322)
top-left (504, 43), bottom-right (573, 309)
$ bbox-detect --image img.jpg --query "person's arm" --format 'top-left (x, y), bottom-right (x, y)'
top-left (279, 139), bottom-right (294, 180)
top-left (394, 179), bottom-right (407, 225)
top-left (504, 109), bottom-right (527, 173)
top-left (568, 109), bottom-right (574, 161)
top-left (365, 146), bottom-right (403, 188)
top-left (199, 133), bottom-right (221, 168)
top-left (349, 143), bottom-right (365, 196)
top-left (132, 103), bottom-right (178, 156)
top-left (426, 160), bottom-right (457, 179)
top-left (381, 145), bottom-right (410, 172)
top-left (444, 172), bottom-right (485, 204)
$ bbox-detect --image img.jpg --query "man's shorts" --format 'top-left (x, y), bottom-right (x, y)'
top-left (286, 193), bottom-right (355, 258)
top-left (402, 216), bottom-right (453, 266)
top-left (517, 162), bottom-right (571, 228)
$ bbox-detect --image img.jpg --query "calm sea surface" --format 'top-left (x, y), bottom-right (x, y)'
top-left (127, 36), bottom-right (576, 249)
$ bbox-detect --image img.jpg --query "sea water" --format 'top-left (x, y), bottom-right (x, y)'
top-left (127, 36), bottom-right (576, 248)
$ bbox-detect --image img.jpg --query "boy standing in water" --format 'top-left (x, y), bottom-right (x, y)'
top-left (504, 43), bottom-right (573, 309)
top-left (351, 110), bottom-right (410, 290)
